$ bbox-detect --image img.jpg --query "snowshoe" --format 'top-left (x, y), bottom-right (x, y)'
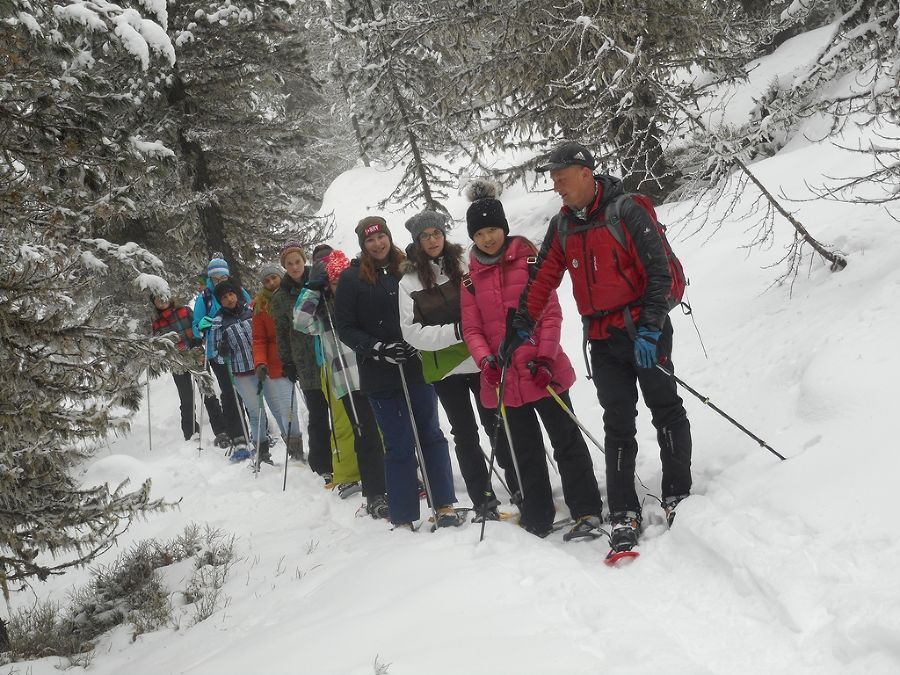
top-left (563, 515), bottom-right (605, 542)
top-left (337, 481), bottom-right (362, 500)
top-left (471, 506), bottom-right (502, 523)
top-left (605, 511), bottom-right (642, 566)
top-left (663, 494), bottom-right (689, 528)
top-left (433, 507), bottom-right (464, 529)
top-left (470, 497), bottom-right (502, 523)
top-left (366, 495), bottom-right (390, 520)
top-left (229, 447), bottom-right (252, 463)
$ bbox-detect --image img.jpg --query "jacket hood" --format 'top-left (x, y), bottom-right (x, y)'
top-left (399, 258), bottom-right (417, 275)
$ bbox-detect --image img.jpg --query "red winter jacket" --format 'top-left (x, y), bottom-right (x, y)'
top-left (522, 175), bottom-right (672, 340)
top-left (251, 300), bottom-right (284, 379)
top-left (461, 236), bottom-right (576, 409)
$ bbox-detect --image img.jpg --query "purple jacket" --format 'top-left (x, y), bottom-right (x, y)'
top-left (461, 236), bottom-right (576, 409)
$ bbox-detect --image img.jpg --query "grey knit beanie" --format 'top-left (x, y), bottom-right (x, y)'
top-left (258, 264), bottom-right (282, 283)
top-left (404, 210), bottom-right (449, 242)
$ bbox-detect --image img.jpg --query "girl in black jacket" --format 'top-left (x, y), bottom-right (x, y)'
top-left (334, 216), bottom-right (460, 530)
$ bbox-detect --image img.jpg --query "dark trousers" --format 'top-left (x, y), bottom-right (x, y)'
top-left (303, 388), bottom-right (333, 475)
top-left (504, 390), bottom-right (604, 532)
top-left (341, 391), bottom-right (386, 498)
top-left (590, 317), bottom-right (693, 514)
top-left (432, 372), bottom-right (498, 508)
top-left (209, 359), bottom-right (245, 440)
top-left (368, 383), bottom-right (456, 524)
top-left (172, 371), bottom-right (226, 440)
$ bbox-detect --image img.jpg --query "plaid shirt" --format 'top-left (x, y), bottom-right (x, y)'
top-left (151, 305), bottom-right (195, 351)
top-left (209, 304), bottom-right (255, 374)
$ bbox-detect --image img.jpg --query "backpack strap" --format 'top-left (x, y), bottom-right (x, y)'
top-left (603, 194), bottom-right (630, 250)
top-left (461, 272), bottom-right (475, 295)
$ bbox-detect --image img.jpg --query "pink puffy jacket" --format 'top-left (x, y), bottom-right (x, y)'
top-left (461, 236), bottom-right (576, 409)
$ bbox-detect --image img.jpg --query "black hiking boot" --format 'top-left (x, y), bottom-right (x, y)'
top-left (608, 511), bottom-right (642, 552)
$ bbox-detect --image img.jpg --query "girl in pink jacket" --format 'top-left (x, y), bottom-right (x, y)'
top-left (460, 180), bottom-right (604, 539)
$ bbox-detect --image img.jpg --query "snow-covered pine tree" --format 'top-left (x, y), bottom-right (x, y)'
top-left (754, 0), bottom-right (900, 208)
top-left (156, 0), bottom-right (344, 284)
top-left (438, 0), bottom-right (754, 200)
top-left (1, 0), bottom-right (177, 612)
top-left (323, 0), bottom-right (463, 212)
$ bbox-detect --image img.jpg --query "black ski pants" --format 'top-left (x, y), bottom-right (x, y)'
top-left (172, 370), bottom-right (227, 440)
top-left (590, 317), bottom-right (693, 515)
top-left (503, 390), bottom-right (604, 533)
top-left (432, 372), bottom-right (498, 508)
top-left (341, 391), bottom-right (386, 498)
top-left (304, 387), bottom-right (333, 476)
top-left (209, 359), bottom-right (245, 440)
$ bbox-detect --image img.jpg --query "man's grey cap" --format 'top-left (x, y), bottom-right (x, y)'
top-left (536, 142), bottom-right (596, 172)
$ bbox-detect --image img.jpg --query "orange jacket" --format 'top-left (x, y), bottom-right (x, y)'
top-left (252, 305), bottom-right (284, 379)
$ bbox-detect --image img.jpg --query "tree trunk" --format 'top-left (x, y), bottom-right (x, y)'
top-left (168, 75), bottom-right (245, 286)
top-left (611, 82), bottom-right (678, 202)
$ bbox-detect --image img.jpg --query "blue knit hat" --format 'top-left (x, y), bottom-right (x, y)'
top-left (207, 257), bottom-right (230, 278)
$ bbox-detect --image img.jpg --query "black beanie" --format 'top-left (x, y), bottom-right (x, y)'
top-left (213, 279), bottom-right (241, 302)
top-left (465, 180), bottom-right (508, 239)
top-left (311, 243), bottom-right (333, 262)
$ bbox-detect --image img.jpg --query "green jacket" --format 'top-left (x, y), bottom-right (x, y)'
top-left (272, 271), bottom-right (320, 391)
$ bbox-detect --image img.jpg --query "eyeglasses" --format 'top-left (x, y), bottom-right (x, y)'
top-left (419, 230), bottom-right (444, 241)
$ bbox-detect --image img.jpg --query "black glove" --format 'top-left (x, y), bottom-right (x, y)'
top-left (373, 341), bottom-right (417, 364)
top-left (498, 309), bottom-right (534, 365)
top-left (282, 362), bottom-right (298, 383)
top-left (306, 260), bottom-right (328, 290)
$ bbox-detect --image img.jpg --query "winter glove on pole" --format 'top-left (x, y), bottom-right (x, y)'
top-left (197, 315), bottom-right (214, 331)
top-left (499, 308), bottom-right (534, 365)
top-left (527, 359), bottom-right (553, 389)
top-left (306, 260), bottom-right (329, 290)
top-left (633, 326), bottom-right (662, 369)
top-left (373, 341), bottom-right (417, 364)
top-left (480, 355), bottom-right (502, 388)
top-left (255, 364), bottom-right (268, 394)
top-left (282, 362), bottom-right (298, 383)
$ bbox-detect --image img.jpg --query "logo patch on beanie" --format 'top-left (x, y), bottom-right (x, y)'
top-left (364, 223), bottom-right (382, 237)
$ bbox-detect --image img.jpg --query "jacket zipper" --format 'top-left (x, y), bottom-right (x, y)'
top-left (612, 249), bottom-right (637, 294)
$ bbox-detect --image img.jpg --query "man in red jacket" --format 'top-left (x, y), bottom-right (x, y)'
top-left (504, 141), bottom-right (693, 554)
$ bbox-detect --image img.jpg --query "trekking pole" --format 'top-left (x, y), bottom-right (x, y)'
top-left (197, 346), bottom-right (208, 455)
top-left (195, 376), bottom-right (203, 455)
top-left (253, 381), bottom-right (265, 477)
top-left (398, 365), bottom-right (439, 528)
top-left (146, 366), bottom-right (153, 453)
top-left (282, 383), bottom-right (297, 491)
top-left (480, 448), bottom-right (511, 497)
top-left (545, 386), bottom-right (605, 454)
top-left (323, 298), bottom-right (361, 434)
top-left (480, 365), bottom-right (510, 542)
top-left (499, 396), bottom-right (525, 501)
top-left (322, 368), bottom-right (341, 461)
top-left (229, 361), bottom-right (252, 460)
top-left (655, 363), bottom-right (787, 461)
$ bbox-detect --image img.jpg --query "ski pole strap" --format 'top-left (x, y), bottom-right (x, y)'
top-left (654, 364), bottom-right (787, 461)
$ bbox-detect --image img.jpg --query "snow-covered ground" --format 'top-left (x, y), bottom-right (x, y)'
top-left (8, 27), bottom-right (900, 675)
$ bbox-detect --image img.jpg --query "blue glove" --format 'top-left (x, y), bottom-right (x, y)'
top-left (633, 326), bottom-right (662, 369)
top-left (197, 315), bottom-right (214, 331)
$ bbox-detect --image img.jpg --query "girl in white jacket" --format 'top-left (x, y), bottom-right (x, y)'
top-left (398, 210), bottom-right (516, 520)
